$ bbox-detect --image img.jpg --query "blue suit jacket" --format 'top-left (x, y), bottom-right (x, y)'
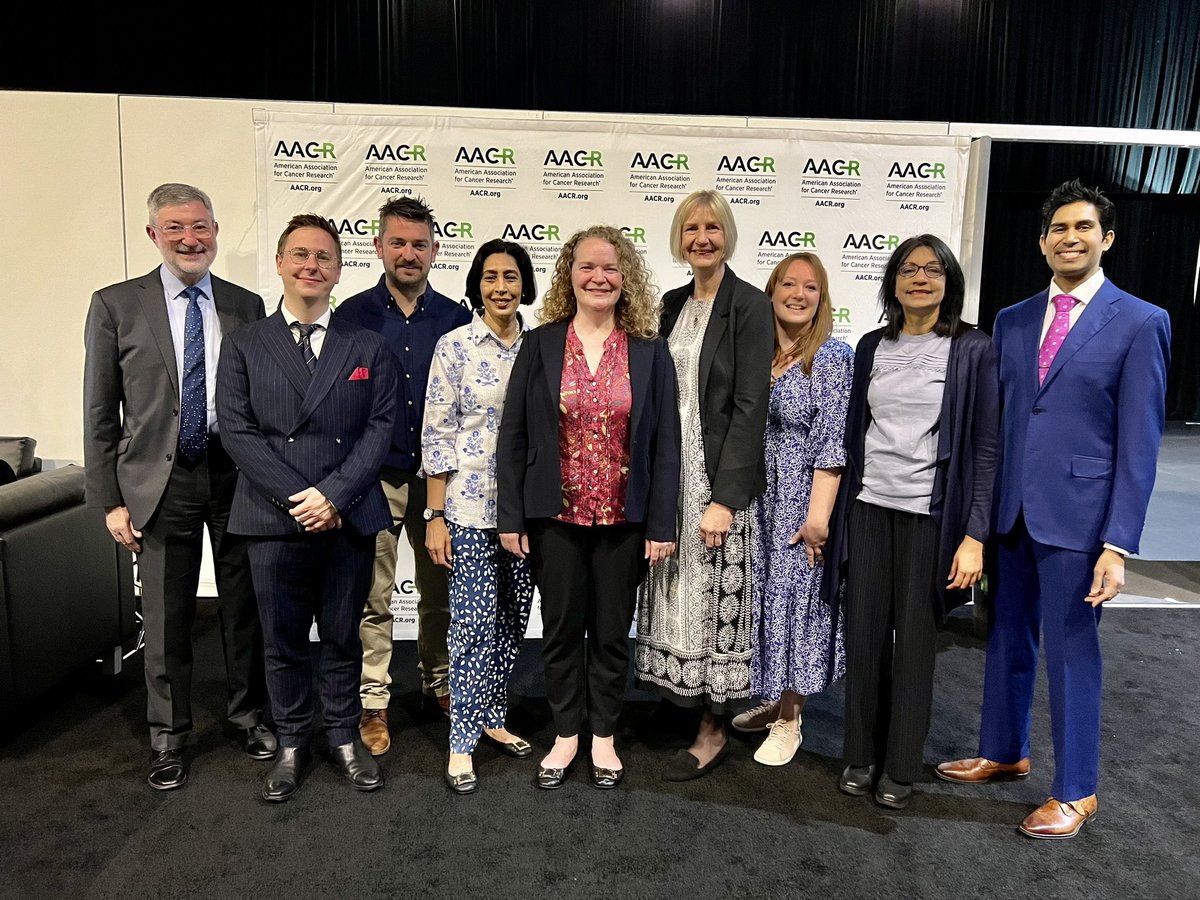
top-left (216, 311), bottom-right (398, 537)
top-left (992, 279), bottom-right (1171, 555)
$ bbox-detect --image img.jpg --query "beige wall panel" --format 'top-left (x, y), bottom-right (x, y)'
top-left (1, 91), bottom-right (124, 461)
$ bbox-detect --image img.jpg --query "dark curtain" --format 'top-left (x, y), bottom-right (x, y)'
top-left (980, 145), bottom-right (1199, 419)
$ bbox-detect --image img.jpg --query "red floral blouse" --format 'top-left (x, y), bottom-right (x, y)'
top-left (555, 322), bottom-right (632, 526)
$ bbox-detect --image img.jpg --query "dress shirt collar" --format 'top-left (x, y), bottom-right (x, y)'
top-left (160, 265), bottom-right (214, 304)
top-left (468, 310), bottom-right (527, 346)
top-left (280, 303), bottom-right (332, 331)
top-left (1048, 267), bottom-right (1105, 308)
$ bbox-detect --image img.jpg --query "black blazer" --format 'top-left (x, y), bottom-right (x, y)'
top-left (496, 320), bottom-right (682, 542)
top-left (660, 265), bottom-right (774, 511)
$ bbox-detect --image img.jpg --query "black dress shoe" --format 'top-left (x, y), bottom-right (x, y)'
top-left (242, 724), bottom-right (278, 761)
top-left (662, 740), bottom-right (731, 782)
top-left (330, 740), bottom-right (384, 791)
top-left (481, 731), bottom-right (534, 759)
top-left (148, 749), bottom-right (188, 791)
top-left (839, 764), bottom-right (876, 796)
top-left (445, 755), bottom-right (478, 795)
top-left (536, 758), bottom-right (575, 790)
top-left (590, 765), bottom-right (625, 790)
top-left (874, 773), bottom-right (913, 809)
top-left (262, 747), bottom-right (310, 803)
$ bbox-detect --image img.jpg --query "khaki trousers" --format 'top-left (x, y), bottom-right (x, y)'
top-left (360, 472), bottom-right (451, 707)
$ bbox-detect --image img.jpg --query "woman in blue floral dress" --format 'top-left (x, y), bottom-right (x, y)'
top-left (740, 252), bottom-right (853, 766)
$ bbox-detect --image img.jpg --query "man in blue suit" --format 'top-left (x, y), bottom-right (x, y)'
top-left (217, 214), bottom-right (397, 802)
top-left (938, 180), bottom-right (1171, 839)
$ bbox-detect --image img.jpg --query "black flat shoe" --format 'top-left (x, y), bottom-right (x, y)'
top-left (536, 759), bottom-right (575, 790)
top-left (481, 731), bottom-right (534, 759)
top-left (839, 764), bottom-right (876, 797)
top-left (330, 740), bottom-right (384, 792)
top-left (148, 749), bottom-right (188, 791)
top-left (662, 740), bottom-right (731, 783)
top-left (445, 755), bottom-right (478, 795)
top-left (262, 746), bottom-right (310, 802)
top-left (590, 765), bottom-right (624, 790)
top-left (874, 774), bottom-right (913, 809)
top-left (241, 724), bottom-right (278, 761)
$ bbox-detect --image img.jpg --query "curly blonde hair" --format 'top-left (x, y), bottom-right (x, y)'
top-left (537, 226), bottom-right (660, 339)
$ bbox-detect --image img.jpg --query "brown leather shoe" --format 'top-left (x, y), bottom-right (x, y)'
top-left (1018, 795), bottom-right (1098, 839)
top-left (935, 756), bottom-right (1030, 783)
top-left (359, 708), bottom-right (391, 756)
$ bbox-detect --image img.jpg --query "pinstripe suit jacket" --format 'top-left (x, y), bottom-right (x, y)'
top-left (216, 311), bottom-right (397, 537)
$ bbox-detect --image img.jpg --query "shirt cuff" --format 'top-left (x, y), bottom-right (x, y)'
top-left (1103, 543), bottom-right (1130, 557)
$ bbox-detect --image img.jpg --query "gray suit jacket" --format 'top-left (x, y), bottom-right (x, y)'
top-left (83, 267), bottom-right (264, 527)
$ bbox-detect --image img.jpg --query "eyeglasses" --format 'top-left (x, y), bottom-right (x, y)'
top-left (152, 221), bottom-right (214, 239)
top-left (284, 248), bottom-right (339, 269)
top-left (898, 262), bottom-right (945, 279)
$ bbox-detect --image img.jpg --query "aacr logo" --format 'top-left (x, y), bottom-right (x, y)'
top-left (502, 223), bottom-right (560, 242)
top-left (457, 146), bottom-right (516, 164)
top-left (433, 221), bottom-right (473, 239)
top-left (620, 226), bottom-right (647, 244)
top-left (630, 152), bottom-right (689, 170)
top-left (803, 158), bottom-right (860, 176)
top-left (544, 149), bottom-right (603, 167)
top-left (718, 155), bottom-right (775, 173)
top-left (888, 161), bottom-right (946, 179)
top-left (334, 218), bottom-right (380, 236)
top-left (760, 230), bottom-right (816, 248)
top-left (366, 143), bottom-right (426, 162)
top-left (274, 141), bottom-right (336, 159)
top-left (843, 233), bottom-right (900, 250)
top-left (833, 308), bottom-right (851, 323)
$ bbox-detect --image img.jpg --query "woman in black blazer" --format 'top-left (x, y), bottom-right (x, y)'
top-left (634, 189), bottom-right (774, 781)
top-left (498, 225), bottom-right (680, 790)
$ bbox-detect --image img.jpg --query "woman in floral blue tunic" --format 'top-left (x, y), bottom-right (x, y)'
top-left (743, 252), bottom-right (852, 767)
top-left (422, 239), bottom-right (537, 793)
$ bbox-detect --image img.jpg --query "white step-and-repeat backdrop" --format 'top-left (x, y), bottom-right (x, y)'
top-left (254, 110), bottom-right (971, 638)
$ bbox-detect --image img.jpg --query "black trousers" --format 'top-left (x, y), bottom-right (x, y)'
top-left (138, 440), bottom-right (267, 751)
top-left (527, 519), bottom-right (646, 738)
top-left (248, 529), bottom-right (375, 749)
top-left (842, 500), bottom-right (939, 782)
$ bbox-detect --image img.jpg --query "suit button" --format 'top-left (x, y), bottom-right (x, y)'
top-left (336, 438), bottom-right (342, 444)
top-left (172, 409), bottom-right (178, 416)
top-left (1032, 407), bottom-right (1043, 415)
top-left (165, 453), bottom-right (173, 461)
top-left (288, 437), bottom-right (295, 442)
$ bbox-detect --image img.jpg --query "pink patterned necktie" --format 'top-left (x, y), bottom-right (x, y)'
top-left (1038, 293), bottom-right (1078, 385)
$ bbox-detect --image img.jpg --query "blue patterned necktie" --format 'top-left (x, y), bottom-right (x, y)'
top-left (295, 322), bottom-right (320, 374)
top-left (178, 286), bottom-right (208, 462)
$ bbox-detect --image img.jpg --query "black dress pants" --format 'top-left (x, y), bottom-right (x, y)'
top-left (527, 519), bottom-right (646, 738)
top-left (843, 500), bottom-right (940, 782)
top-left (138, 440), bottom-right (267, 751)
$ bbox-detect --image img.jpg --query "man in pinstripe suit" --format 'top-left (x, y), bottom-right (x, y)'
top-left (217, 214), bottom-right (398, 802)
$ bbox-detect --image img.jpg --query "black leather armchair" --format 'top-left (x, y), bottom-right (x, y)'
top-left (0, 465), bottom-right (138, 716)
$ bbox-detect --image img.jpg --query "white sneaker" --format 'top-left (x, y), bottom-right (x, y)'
top-left (731, 700), bottom-right (780, 733)
top-left (753, 718), bottom-right (802, 767)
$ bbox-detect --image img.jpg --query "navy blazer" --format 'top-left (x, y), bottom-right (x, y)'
top-left (216, 311), bottom-right (398, 537)
top-left (828, 325), bottom-right (999, 619)
top-left (496, 320), bottom-right (682, 542)
top-left (992, 279), bottom-right (1170, 554)
top-left (660, 266), bottom-right (774, 511)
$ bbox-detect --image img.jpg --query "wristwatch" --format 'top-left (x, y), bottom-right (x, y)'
top-left (422, 508), bottom-right (445, 522)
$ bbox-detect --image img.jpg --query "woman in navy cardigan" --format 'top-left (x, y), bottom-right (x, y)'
top-left (829, 234), bottom-right (999, 809)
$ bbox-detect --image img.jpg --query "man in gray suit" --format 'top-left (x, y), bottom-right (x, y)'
top-left (84, 183), bottom-right (275, 791)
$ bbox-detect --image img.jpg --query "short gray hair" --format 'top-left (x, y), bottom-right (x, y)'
top-left (147, 183), bottom-right (214, 223)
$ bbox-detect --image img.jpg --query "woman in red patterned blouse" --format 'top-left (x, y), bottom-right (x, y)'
top-left (498, 226), bottom-right (681, 790)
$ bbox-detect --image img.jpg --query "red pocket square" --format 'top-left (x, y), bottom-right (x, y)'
top-left (348, 367), bottom-right (370, 381)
